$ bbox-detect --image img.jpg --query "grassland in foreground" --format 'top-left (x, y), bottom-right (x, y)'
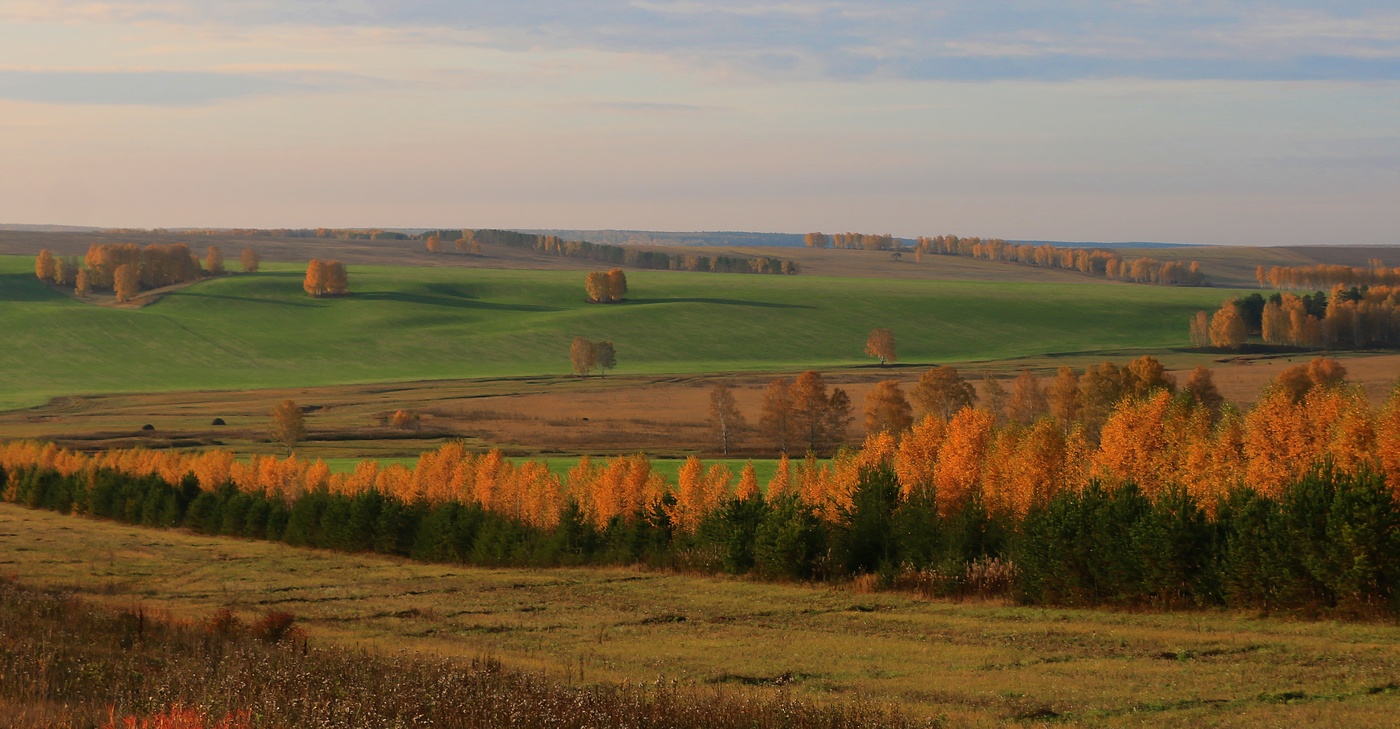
top-left (0, 255), bottom-right (1246, 411)
top-left (2, 503), bottom-right (1397, 727)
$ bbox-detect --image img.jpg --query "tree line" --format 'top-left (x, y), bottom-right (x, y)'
top-left (804, 232), bottom-right (1208, 286)
top-left (422, 229), bottom-right (798, 276)
top-left (4, 364), bottom-right (1398, 614)
top-left (1257, 261), bottom-right (1400, 290)
top-left (1194, 286), bottom-right (1400, 350)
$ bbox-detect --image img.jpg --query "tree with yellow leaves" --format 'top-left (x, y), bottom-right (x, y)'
top-left (35, 250), bottom-right (57, 282)
top-left (1047, 366), bottom-right (1080, 426)
top-left (74, 268), bottom-right (91, 298)
top-left (863, 380), bottom-right (913, 434)
top-left (1189, 310), bottom-right (1211, 348)
top-left (270, 399), bottom-right (307, 456)
top-left (1007, 368), bottom-right (1048, 424)
top-left (205, 246), bottom-right (225, 276)
top-left (1209, 300), bottom-right (1248, 350)
top-left (569, 337), bottom-right (596, 377)
top-left (912, 366), bottom-right (977, 418)
top-left (758, 377), bottom-right (794, 453)
top-left (932, 407), bottom-right (993, 517)
top-left (113, 263), bottom-right (140, 303)
top-left (1184, 365), bottom-right (1224, 414)
top-left (709, 382), bottom-right (746, 455)
top-left (864, 327), bottom-right (896, 365)
top-left (607, 268), bottom-right (628, 302)
top-left (240, 247), bottom-right (261, 273)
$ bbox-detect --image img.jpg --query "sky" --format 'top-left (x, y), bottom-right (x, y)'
top-left (1, 1), bottom-right (1398, 245)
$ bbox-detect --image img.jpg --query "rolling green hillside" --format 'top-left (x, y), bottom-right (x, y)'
top-left (0, 256), bottom-right (1243, 410)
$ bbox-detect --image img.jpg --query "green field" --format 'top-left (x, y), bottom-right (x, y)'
top-left (0, 256), bottom-right (1243, 411)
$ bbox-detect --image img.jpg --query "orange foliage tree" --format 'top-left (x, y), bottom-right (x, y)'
top-left (863, 380), bottom-right (913, 434)
top-left (864, 327), bottom-right (896, 365)
top-left (35, 249), bottom-right (57, 282)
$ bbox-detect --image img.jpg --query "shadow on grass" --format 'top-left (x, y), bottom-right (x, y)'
top-left (0, 275), bottom-right (66, 303)
top-left (626, 297), bottom-right (814, 309)
top-left (355, 288), bottom-right (560, 313)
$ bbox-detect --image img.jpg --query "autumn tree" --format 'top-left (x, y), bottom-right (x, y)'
top-left (1007, 369), bottom-right (1049, 424)
top-left (863, 380), bottom-right (913, 434)
top-left (981, 370), bottom-right (1007, 422)
top-left (304, 260), bottom-right (327, 297)
top-left (74, 268), bottom-right (91, 298)
top-left (425, 234), bottom-right (443, 253)
top-left (864, 327), bottom-right (896, 365)
top-left (1209, 300), bottom-right (1247, 350)
top-left (1078, 361), bottom-right (1127, 432)
top-left (804, 232), bottom-right (830, 249)
top-left (569, 337), bottom-right (596, 377)
top-left (1047, 366), bottom-right (1081, 425)
top-left (1189, 311), bottom-right (1211, 348)
top-left (35, 250), bottom-right (57, 282)
top-left (324, 261), bottom-right (349, 295)
top-left (912, 366), bottom-right (977, 418)
top-left (240, 247), bottom-right (261, 273)
top-left (270, 399), bottom-right (307, 456)
top-left (827, 387), bottom-right (853, 448)
top-left (759, 377), bottom-right (794, 453)
top-left (205, 246), bottom-right (225, 275)
top-left (594, 340), bottom-right (617, 377)
top-left (54, 257), bottom-right (78, 286)
top-left (792, 371), bottom-right (834, 453)
top-left (113, 263), bottom-right (140, 303)
top-left (1125, 355), bottom-right (1175, 397)
top-left (304, 260), bottom-right (349, 297)
top-left (1184, 365), bottom-right (1224, 414)
top-left (584, 272), bottom-right (609, 303)
top-left (709, 382), bottom-right (747, 455)
top-left (607, 268), bottom-right (628, 302)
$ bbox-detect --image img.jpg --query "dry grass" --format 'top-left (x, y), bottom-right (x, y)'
top-left (3, 503), bottom-right (1398, 727)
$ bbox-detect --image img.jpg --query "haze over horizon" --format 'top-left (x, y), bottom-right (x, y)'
top-left (2, 2), bottom-right (1398, 246)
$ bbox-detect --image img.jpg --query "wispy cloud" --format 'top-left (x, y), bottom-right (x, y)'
top-left (5, 1), bottom-right (1400, 82)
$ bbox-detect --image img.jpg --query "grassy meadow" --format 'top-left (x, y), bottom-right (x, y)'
top-left (3, 503), bottom-right (1398, 727)
top-left (0, 255), bottom-right (1243, 411)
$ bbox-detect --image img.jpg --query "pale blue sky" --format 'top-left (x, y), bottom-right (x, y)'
top-left (1, 1), bottom-right (1397, 244)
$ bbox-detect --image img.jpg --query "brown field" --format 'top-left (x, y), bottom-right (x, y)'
top-left (3, 503), bottom-right (1398, 727)
top-left (2, 352), bottom-right (1396, 461)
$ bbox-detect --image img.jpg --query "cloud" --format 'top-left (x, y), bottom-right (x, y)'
top-left (3, 1), bottom-right (1400, 83)
top-left (0, 69), bottom-right (381, 106)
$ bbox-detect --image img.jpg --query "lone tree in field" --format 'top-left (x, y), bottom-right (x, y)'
top-left (570, 337), bottom-right (597, 377)
top-left (240, 247), bottom-right (261, 273)
top-left (709, 382), bottom-right (747, 455)
top-left (304, 260), bottom-right (349, 297)
top-left (594, 340), bottom-right (617, 377)
top-left (865, 328), bottom-right (896, 365)
top-left (584, 269), bottom-right (628, 304)
top-left (270, 399), bottom-right (306, 456)
top-left (35, 250), bottom-right (57, 282)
